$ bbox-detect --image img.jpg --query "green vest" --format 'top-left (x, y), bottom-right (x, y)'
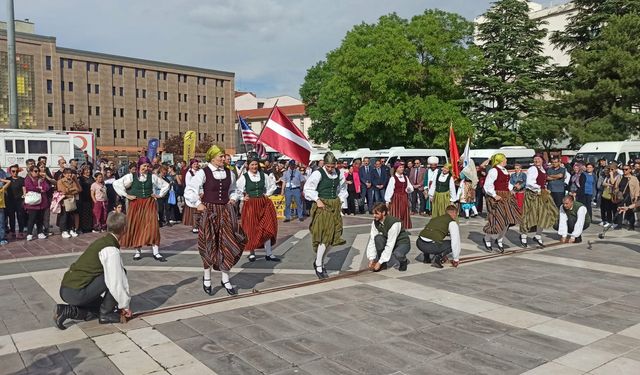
top-left (375, 216), bottom-right (410, 245)
top-left (435, 171), bottom-right (451, 193)
top-left (419, 214), bottom-right (455, 243)
top-left (566, 201), bottom-right (591, 226)
top-left (245, 171), bottom-right (266, 198)
top-left (317, 168), bottom-right (339, 200)
top-left (128, 173), bottom-right (153, 198)
top-left (61, 234), bottom-right (120, 289)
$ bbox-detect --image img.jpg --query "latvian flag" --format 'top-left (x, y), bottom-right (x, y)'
top-left (239, 116), bottom-right (266, 157)
top-left (258, 107), bottom-right (312, 165)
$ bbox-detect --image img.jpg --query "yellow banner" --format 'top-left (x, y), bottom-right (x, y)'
top-left (183, 130), bottom-right (196, 161)
top-left (269, 195), bottom-right (297, 220)
top-left (17, 76), bottom-right (25, 95)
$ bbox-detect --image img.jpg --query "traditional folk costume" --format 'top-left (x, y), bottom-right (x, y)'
top-left (366, 214), bottom-right (411, 271)
top-left (556, 200), bottom-right (590, 243)
top-left (483, 154), bottom-right (522, 252)
top-left (416, 212), bottom-right (462, 268)
top-left (184, 146), bottom-right (246, 295)
top-left (113, 157), bottom-right (169, 261)
top-left (423, 156), bottom-right (440, 214)
top-left (385, 163), bottom-right (414, 229)
top-left (520, 160), bottom-right (559, 247)
top-left (236, 156), bottom-right (279, 262)
top-left (182, 159), bottom-right (201, 233)
top-left (303, 152), bottom-right (348, 279)
top-left (459, 178), bottom-right (478, 219)
top-left (428, 164), bottom-right (457, 218)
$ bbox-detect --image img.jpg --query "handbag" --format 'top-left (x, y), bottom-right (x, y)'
top-left (24, 191), bottom-right (42, 206)
top-left (612, 181), bottom-right (629, 204)
top-left (50, 191), bottom-right (64, 214)
top-left (168, 189), bottom-right (177, 205)
top-left (63, 197), bottom-right (77, 212)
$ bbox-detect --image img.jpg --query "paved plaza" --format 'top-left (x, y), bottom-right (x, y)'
top-left (1, 212), bottom-right (640, 374)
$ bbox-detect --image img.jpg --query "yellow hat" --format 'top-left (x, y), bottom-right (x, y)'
top-left (443, 163), bottom-right (452, 170)
top-left (491, 153), bottom-right (506, 167)
top-left (206, 145), bottom-right (225, 162)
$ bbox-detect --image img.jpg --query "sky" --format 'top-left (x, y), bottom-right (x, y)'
top-left (2, 0), bottom-right (564, 99)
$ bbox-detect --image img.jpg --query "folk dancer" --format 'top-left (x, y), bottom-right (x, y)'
top-left (236, 153), bottom-right (280, 262)
top-left (416, 205), bottom-right (461, 268)
top-left (510, 163), bottom-right (527, 210)
top-left (184, 145), bottom-right (246, 295)
top-left (423, 156), bottom-right (440, 215)
top-left (482, 153), bottom-right (522, 252)
top-left (303, 152), bottom-right (348, 279)
top-left (520, 155), bottom-right (559, 247)
top-left (428, 163), bottom-right (457, 218)
top-left (385, 161), bottom-right (414, 229)
top-left (113, 157), bottom-right (169, 261)
top-left (555, 195), bottom-right (590, 243)
top-left (182, 159), bottom-right (202, 233)
top-left (366, 203), bottom-right (411, 272)
top-left (459, 171), bottom-right (479, 219)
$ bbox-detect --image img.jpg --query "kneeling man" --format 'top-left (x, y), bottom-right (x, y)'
top-left (55, 211), bottom-right (132, 329)
top-left (416, 205), bottom-right (461, 268)
top-left (556, 195), bottom-right (590, 243)
top-left (366, 203), bottom-right (411, 272)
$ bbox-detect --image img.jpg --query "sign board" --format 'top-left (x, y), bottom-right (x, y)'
top-left (162, 153), bottom-right (174, 164)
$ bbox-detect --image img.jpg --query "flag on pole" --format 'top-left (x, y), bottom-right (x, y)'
top-left (239, 116), bottom-right (266, 157)
top-left (460, 137), bottom-right (478, 188)
top-left (449, 124), bottom-right (460, 178)
top-left (258, 107), bottom-right (312, 165)
top-left (183, 130), bottom-right (196, 162)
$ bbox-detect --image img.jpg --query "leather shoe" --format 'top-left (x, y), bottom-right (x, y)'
top-left (221, 281), bottom-right (237, 295)
top-left (313, 262), bottom-right (325, 279)
top-left (398, 260), bottom-right (408, 272)
top-left (484, 241), bottom-right (493, 252)
top-left (422, 254), bottom-right (431, 264)
top-left (202, 277), bottom-right (212, 295)
top-left (99, 311), bottom-right (121, 324)
top-left (153, 254), bottom-right (167, 262)
top-left (431, 255), bottom-right (443, 269)
top-left (248, 254), bottom-right (256, 262)
top-left (534, 237), bottom-right (544, 248)
top-left (265, 255), bottom-right (281, 262)
top-left (495, 241), bottom-right (505, 253)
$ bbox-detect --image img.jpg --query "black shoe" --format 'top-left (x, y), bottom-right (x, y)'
top-left (520, 236), bottom-right (528, 248)
top-left (398, 260), bottom-right (408, 272)
top-left (283, 219), bottom-right (291, 223)
top-left (54, 304), bottom-right (75, 330)
top-left (299, 217), bottom-right (305, 222)
top-left (265, 255), bottom-right (281, 262)
top-left (203, 277), bottom-right (212, 295)
top-left (313, 263), bottom-right (325, 279)
top-left (574, 236), bottom-right (582, 243)
top-left (484, 241), bottom-right (493, 252)
top-left (99, 311), bottom-right (121, 324)
top-left (495, 241), bottom-right (505, 253)
top-left (431, 256), bottom-right (443, 269)
top-left (153, 253), bottom-right (167, 262)
top-left (422, 254), bottom-right (431, 264)
top-left (221, 281), bottom-right (237, 295)
top-left (534, 237), bottom-right (544, 247)
top-left (248, 254), bottom-right (256, 262)
top-left (133, 252), bottom-right (142, 261)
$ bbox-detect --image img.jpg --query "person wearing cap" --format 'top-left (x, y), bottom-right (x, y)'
top-left (482, 153), bottom-right (522, 252)
top-left (113, 156), bottom-right (170, 261)
top-left (385, 161), bottom-right (414, 229)
top-left (303, 151), bottom-right (348, 279)
top-left (416, 205), bottom-right (461, 268)
top-left (520, 154), bottom-right (559, 247)
top-left (236, 153), bottom-right (280, 262)
top-left (282, 159), bottom-right (305, 222)
top-left (184, 145), bottom-right (246, 295)
top-left (427, 163), bottom-right (457, 218)
top-left (366, 203), bottom-right (411, 272)
top-left (182, 159), bottom-right (202, 233)
top-left (423, 156), bottom-right (440, 215)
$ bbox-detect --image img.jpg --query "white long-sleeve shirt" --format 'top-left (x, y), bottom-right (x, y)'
top-left (236, 171), bottom-right (277, 197)
top-left (526, 166), bottom-right (545, 192)
top-left (183, 170), bottom-right (202, 208)
top-left (419, 221), bottom-right (461, 261)
top-left (425, 168), bottom-right (439, 192)
top-left (303, 167), bottom-right (348, 205)
top-left (384, 174), bottom-right (414, 203)
top-left (98, 235), bottom-right (131, 309)
top-left (366, 220), bottom-right (402, 264)
top-left (558, 205), bottom-right (588, 238)
top-left (483, 166), bottom-right (513, 197)
top-left (184, 163), bottom-right (238, 207)
top-left (428, 172), bottom-right (457, 201)
top-left (112, 173), bottom-right (169, 198)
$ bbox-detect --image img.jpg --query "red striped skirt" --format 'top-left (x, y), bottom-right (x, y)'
top-left (120, 197), bottom-right (160, 248)
top-left (389, 191), bottom-right (412, 229)
top-left (199, 202), bottom-right (247, 271)
top-left (241, 196), bottom-right (278, 251)
top-left (182, 205), bottom-right (200, 228)
top-left (483, 191), bottom-right (522, 235)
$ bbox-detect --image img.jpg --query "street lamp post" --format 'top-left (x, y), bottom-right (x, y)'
top-left (6, 0), bottom-right (18, 129)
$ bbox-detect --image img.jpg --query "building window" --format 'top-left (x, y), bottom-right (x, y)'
top-left (46, 80), bottom-right (52, 94)
top-left (113, 129), bottom-right (117, 138)
top-left (95, 106), bottom-right (100, 116)
top-left (137, 109), bottom-right (140, 118)
top-left (157, 91), bottom-right (161, 100)
top-left (136, 89), bottom-right (139, 98)
top-left (158, 111), bottom-right (162, 120)
top-left (164, 112), bottom-right (168, 120)
top-left (119, 87), bottom-right (124, 96)
top-left (118, 66), bottom-right (123, 75)
top-left (198, 114), bottom-right (201, 122)
top-left (143, 110), bottom-right (147, 119)
top-left (47, 103), bottom-right (53, 117)
top-left (178, 94), bottom-right (181, 102)
top-left (96, 128), bottom-right (101, 137)
top-left (113, 108), bottom-right (117, 117)
top-left (184, 94), bottom-right (187, 102)
top-left (220, 97), bottom-right (224, 106)
top-left (61, 81), bottom-right (65, 91)
top-left (62, 104), bottom-right (65, 114)
top-left (203, 114), bottom-right (207, 123)
top-left (94, 63), bottom-right (98, 72)
top-left (120, 108), bottom-right (124, 117)
top-left (179, 113), bottom-right (182, 121)
top-left (184, 113), bottom-right (188, 122)
top-left (48, 126), bottom-right (54, 131)
top-left (88, 106), bottom-right (92, 116)
top-left (164, 92), bottom-right (167, 100)
top-left (121, 130), bottom-right (125, 138)
top-left (216, 115), bottom-right (219, 124)
top-left (86, 62), bottom-right (91, 71)
top-left (221, 115), bottom-right (224, 123)
top-left (221, 134), bottom-right (224, 142)
top-left (87, 84), bottom-right (91, 93)
top-left (45, 56), bottom-right (51, 70)
top-left (135, 68), bottom-right (146, 78)
top-left (67, 59), bottom-right (72, 69)
top-left (143, 130), bottom-right (147, 139)
top-left (95, 84), bottom-right (99, 94)
top-left (137, 130), bottom-right (140, 139)
top-left (198, 132), bottom-right (201, 141)
top-left (68, 82), bottom-right (73, 92)
top-left (69, 105), bottom-right (74, 114)
top-left (203, 96), bottom-right (207, 104)
top-left (142, 89), bottom-right (146, 98)
top-left (164, 131), bottom-right (168, 139)
top-left (197, 95), bottom-right (200, 104)
top-left (112, 86), bottom-right (116, 96)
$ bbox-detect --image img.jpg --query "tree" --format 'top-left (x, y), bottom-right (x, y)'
top-left (70, 119), bottom-right (88, 131)
top-left (464, 0), bottom-right (551, 147)
top-left (558, 14), bottom-right (640, 145)
top-left (300, 10), bottom-right (475, 150)
top-left (196, 135), bottom-right (215, 153)
top-left (162, 135), bottom-right (183, 156)
top-left (519, 99), bottom-right (567, 154)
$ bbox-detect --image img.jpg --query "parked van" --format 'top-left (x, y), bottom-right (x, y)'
top-left (575, 141), bottom-right (640, 165)
top-left (369, 147), bottom-right (448, 166)
top-left (470, 147), bottom-right (535, 169)
top-left (338, 148), bottom-right (374, 165)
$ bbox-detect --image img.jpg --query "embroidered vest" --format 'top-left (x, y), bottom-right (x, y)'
top-left (317, 168), bottom-right (338, 199)
top-left (202, 167), bottom-right (231, 204)
top-left (245, 171), bottom-right (266, 198)
top-left (128, 173), bottom-right (153, 198)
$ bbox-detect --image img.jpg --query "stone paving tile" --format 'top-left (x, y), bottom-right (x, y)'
top-left (263, 338), bottom-right (321, 365)
top-left (290, 327), bottom-right (371, 357)
top-left (57, 338), bottom-right (105, 366)
top-left (496, 330), bottom-right (581, 361)
top-left (236, 346), bottom-right (293, 374)
top-left (446, 348), bottom-right (527, 375)
top-left (198, 353), bottom-right (263, 375)
top-left (330, 346), bottom-right (397, 375)
top-left (0, 352), bottom-right (27, 374)
top-left (203, 328), bottom-right (258, 353)
top-left (299, 358), bottom-right (361, 375)
top-left (18, 345), bottom-right (74, 374)
top-left (152, 321), bottom-right (201, 342)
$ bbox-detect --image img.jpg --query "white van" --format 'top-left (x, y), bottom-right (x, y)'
top-left (369, 147), bottom-right (448, 166)
top-left (0, 129), bottom-right (79, 169)
top-left (575, 141), bottom-right (640, 165)
top-left (338, 148), bottom-right (375, 165)
top-left (470, 147), bottom-right (535, 169)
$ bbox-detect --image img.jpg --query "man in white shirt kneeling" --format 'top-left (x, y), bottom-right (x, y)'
top-left (366, 203), bottom-right (412, 272)
top-left (556, 195), bottom-right (590, 244)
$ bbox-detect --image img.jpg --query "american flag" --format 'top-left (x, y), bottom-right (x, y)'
top-left (239, 115), bottom-right (266, 157)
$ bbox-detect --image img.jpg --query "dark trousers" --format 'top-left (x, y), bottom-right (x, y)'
top-left (60, 274), bottom-right (117, 314)
top-left (551, 191), bottom-right (565, 207)
top-left (554, 215), bottom-right (591, 235)
top-left (362, 185), bottom-right (374, 213)
top-left (26, 209), bottom-right (44, 236)
top-left (475, 187), bottom-right (484, 214)
top-left (373, 188), bottom-right (385, 205)
top-left (579, 194), bottom-right (593, 219)
top-left (374, 234), bottom-right (411, 263)
top-left (416, 237), bottom-right (452, 257)
top-left (346, 191), bottom-right (359, 215)
top-left (601, 198), bottom-right (617, 223)
top-left (5, 200), bottom-right (26, 233)
top-left (157, 197), bottom-right (168, 224)
top-left (410, 190), bottom-right (426, 213)
top-left (59, 207), bottom-right (79, 232)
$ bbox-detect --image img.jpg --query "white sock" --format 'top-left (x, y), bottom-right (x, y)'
top-left (203, 268), bottom-right (211, 287)
top-left (152, 245), bottom-right (160, 256)
top-left (464, 209), bottom-right (470, 217)
top-left (534, 234), bottom-right (542, 240)
top-left (264, 240), bottom-right (273, 256)
top-left (316, 244), bottom-right (326, 272)
top-left (221, 271), bottom-right (231, 287)
top-left (497, 238), bottom-right (503, 246)
top-left (472, 206), bottom-right (478, 215)
top-left (135, 248), bottom-right (142, 256)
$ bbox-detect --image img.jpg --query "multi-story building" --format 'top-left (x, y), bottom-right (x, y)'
top-left (0, 20), bottom-right (236, 155)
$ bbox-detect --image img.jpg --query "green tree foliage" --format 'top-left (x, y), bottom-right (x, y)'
top-left (559, 14), bottom-right (640, 144)
top-left (464, 0), bottom-right (551, 148)
top-left (162, 135), bottom-right (183, 156)
top-left (300, 11), bottom-right (475, 150)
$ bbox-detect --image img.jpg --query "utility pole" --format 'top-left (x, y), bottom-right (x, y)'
top-left (6, 0), bottom-right (18, 128)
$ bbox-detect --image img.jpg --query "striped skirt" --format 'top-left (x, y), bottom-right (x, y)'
top-left (120, 197), bottom-right (160, 248)
top-left (309, 198), bottom-right (345, 252)
top-left (199, 202), bottom-right (246, 271)
top-left (483, 191), bottom-right (522, 235)
top-left (520, 189), bottom-right (559, 233)
top-left (432, 191), bottom-right (451, 218)
top-left (182, 205), bottom-right (200, 228)
top-left (241, 196), bottom-right (278, 251)
top-left (389, 191), bottom-right (412, 229)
